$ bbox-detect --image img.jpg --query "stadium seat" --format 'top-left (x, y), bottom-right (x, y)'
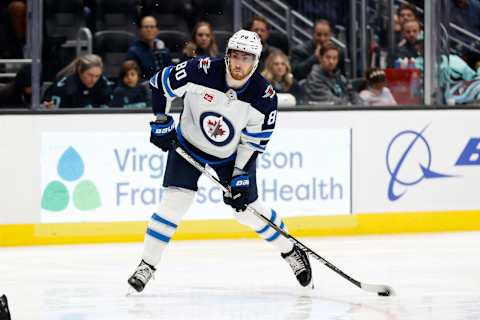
top-left (213, 30), bottom-right (232, 54)
top-left (156, 30), bottom-right (189, 61)
top-left (153, 13), bottom-right (189, 33)
top-left (94, 31), bottom-right (135, 79)
top-left (44, 0), bottom-right (86, 41)
top-left (267, 30), bottom-right (289, 55)
top-left (95, 0), bottom-right (138, 33)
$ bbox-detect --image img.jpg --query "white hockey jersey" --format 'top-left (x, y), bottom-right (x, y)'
top-left (149, 57), bottom-right (278, 171)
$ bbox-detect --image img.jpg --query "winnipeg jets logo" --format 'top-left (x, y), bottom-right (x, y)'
top-left (262, 84), bottom-right (276, 99)
top-left (198, 57), bottom-right (211, 74)
top-left (200, 112), bottom-right (235, 146)
top-left (207, 117), bottom-right (226, 138)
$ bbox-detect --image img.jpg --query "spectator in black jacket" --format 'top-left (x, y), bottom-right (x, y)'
top-left (111, 60), bottom-right (150, 109)
top-left (42, 54), bottom-right (113, 108)
top-left (291, 19), bottom-right (345, 80)
top-left (0, 64), bottom-right (32, 108)
top-left (301, 44), bottom-right (362, 106)
top-left (126, 16), bottom-right (172, 80)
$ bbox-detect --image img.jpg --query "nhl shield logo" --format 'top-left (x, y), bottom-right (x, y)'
top-left (199, 111), bottom-right (235, 146)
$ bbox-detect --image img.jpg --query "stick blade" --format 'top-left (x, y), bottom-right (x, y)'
top-left (360, 283), bottom-right (395, 296)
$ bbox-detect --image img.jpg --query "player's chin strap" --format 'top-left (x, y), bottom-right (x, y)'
top-left (173, 143), bottom-right (395, 296)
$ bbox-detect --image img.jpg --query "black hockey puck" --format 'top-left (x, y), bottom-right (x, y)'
top-left (378, 290), bottom-right (390, 296)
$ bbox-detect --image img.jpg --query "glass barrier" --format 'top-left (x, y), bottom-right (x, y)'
top-left (1, 0), bottom-right (479, 110)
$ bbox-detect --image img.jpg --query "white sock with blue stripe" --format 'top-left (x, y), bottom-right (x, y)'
top-left (234, 199), bottom-right (294, 254)
top-left (142, 187), bottom-right (195, 266)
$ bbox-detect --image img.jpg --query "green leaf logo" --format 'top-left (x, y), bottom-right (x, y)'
top-left (41, 181), bottom-right (69, 211)
top-left (73, 180), bottom-right (101, 210)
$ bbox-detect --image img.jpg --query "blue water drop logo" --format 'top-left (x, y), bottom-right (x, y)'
top-left (57, 147), bottom-right (85, 182)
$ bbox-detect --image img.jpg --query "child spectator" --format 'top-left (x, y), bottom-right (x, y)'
top-left (359, 68), bottom-right (397, 106)
top-left (111, 60), bottom-right (150, 109)
top-left (182, 21), bottom-right (219, 61)
top-left (261, 51), bottom-right (302, 100)
top-left (42, 54), bottom-right (113, 108)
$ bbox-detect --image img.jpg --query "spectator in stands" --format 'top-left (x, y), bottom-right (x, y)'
top-left (398, 4), bottom-right (417, 25)
top-left (396, 19), bottom-right (423, 60)
top-left (0, 0), bottom-right (27, 58)
top-left (111, 60), bottom-right (150, 109)
top-left (261, 51), bottom-right (302, 100)
top-left (126, 15), bottom-right (172, 80)
top-left (301, 44), bottom-right (362, 106)
top-left (359, 68), bottom-right (397, 106)
top-left (291, 19), bottom-right (345, 80)
top-left (248, 15), bottom-right (279, 71)
top-left (42, 54), bottom-right (112, 108)
top-left (0, 64), bottom-right (32, 108)
top-left (182, 21), bottom-right (219, 61)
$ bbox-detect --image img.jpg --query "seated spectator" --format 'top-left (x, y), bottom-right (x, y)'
top-left (248, 15), bottom-right (279, 71)
top-left (182, 21), bottom-right (219, 61)
top-left (261, 51), bottom-right (302, 100)
top-left (126, 15), bottom-right (172, 80)
top-left (111, 60), bottom-right (150, 109)
top-left (0, 0), bottom-right (27, 58)
top-left (359, 68), bottom-right (397, 106)
top-left (301, 44), bottom-right (362, 105)
top-left (42, 54), bottom-right (112, 108)
top-left (0, 64), bottom-right (32, 108)
top-left (291, 19), bottom-right (345, 80)
top-left (391, 19), bottom-right (423, 65)
top-left (398, 4), bottom-right (417, 25)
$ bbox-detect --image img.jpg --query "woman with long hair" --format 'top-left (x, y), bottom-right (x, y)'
top-left (42, 54), bottom-right (113, 108)
top-left (261, 50), bottom-right (302, 99)
top-left (182, 21), bottom-right (219, 60)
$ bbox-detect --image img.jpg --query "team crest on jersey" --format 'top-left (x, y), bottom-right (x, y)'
top-left (262, 84), bottom-right (276, 99)
top-left (200, 111), bottom-right (235, 146)
top-left (198, 57), bottom-right (211, 74)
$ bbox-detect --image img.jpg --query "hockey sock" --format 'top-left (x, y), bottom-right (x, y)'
top-left (142, 187), bottom-right (194, 266)
top-left (234, 199), bottom-right (294, 254)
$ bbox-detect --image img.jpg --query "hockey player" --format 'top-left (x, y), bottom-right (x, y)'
top-left (128, 30), bottom-right (312, 292)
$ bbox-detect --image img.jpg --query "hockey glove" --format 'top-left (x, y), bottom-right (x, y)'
top-left (150, 115), bottom-right (176, 152)
top-left (223, 174), bottom-right (250, 212)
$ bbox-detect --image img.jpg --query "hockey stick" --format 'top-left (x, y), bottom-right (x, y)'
top-left (174, 145), bottom-right (394, 296)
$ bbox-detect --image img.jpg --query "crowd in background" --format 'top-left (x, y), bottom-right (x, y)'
top-left (1, 0), bottom-right (480, 109)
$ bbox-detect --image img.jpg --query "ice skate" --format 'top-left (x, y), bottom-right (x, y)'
top-left (0, 294), bottom-right (11, 320)
top-left (127, 260), bottom-right (156, 293)
top-left (281, 245), bottom-right (313, 288)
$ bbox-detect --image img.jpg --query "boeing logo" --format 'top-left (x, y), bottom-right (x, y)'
top-left (386, 126), bottom-right (455, 201)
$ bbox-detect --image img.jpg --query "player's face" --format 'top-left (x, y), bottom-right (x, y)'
top-left (195, 25), bottom-right (212, 49)
top-left (314, 23), bottom-right (331, 46)
top-left (320, 49), bottom-right (339, 73)
top-left (79, 67), bottom-right (102, 88)
top-left (123, 70), bottom-right (139, 88)
top-left (228, 50), bottom-right (255, 80)
top-left (271, 56), bottom-right (287, 78)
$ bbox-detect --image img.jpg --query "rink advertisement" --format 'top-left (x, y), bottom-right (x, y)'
top-left (40, 129), bottom-right (351, 223)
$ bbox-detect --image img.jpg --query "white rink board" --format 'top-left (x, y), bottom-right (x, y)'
top-left (40, 128), bottom-right (351, 222)
top-left (2, 110), bottom-right (480, 225)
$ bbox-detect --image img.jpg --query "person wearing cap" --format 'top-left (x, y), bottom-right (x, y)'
top-left (127, 29), bottom-right (313, 294)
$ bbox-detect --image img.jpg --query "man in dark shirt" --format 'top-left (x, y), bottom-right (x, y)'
top-left (126, 16), bottom-right (172, 80)
top-left (248, 15), bottom-right (279, 72)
